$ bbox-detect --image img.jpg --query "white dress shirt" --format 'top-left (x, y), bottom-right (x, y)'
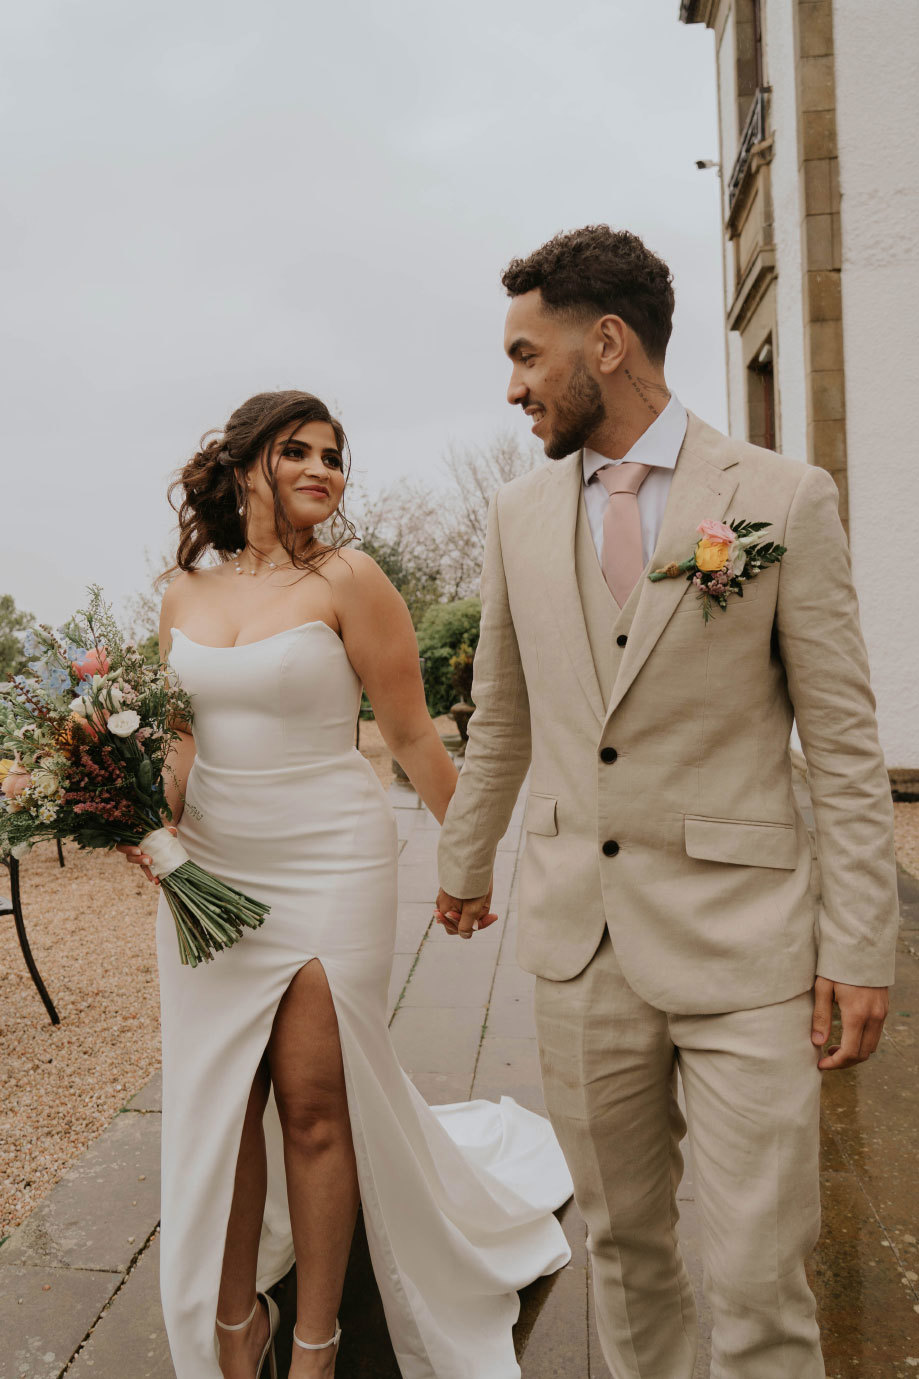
top-left (582, 394), bottom-right (688, 566)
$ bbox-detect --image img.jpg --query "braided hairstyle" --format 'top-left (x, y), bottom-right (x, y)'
top-left (166, 390), bottom-right (357, 580)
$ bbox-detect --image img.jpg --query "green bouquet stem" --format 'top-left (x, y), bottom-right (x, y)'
top-left (158, 860), bottom-right (270, 968)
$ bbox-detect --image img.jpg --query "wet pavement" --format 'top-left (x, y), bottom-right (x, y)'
top-left (1, 783), bottom-right (917, 1377)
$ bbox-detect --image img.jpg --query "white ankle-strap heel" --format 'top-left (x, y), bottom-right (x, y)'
top-left (215, 1291), bottom-right (280, 1378)
top-left (293, 1318), bottom-right (342, 1352)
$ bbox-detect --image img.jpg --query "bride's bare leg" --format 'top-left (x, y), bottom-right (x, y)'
top-left (269, 960), bottom-right (358, 1378)
top-left (215, 1056), bottom-right (271, 1378)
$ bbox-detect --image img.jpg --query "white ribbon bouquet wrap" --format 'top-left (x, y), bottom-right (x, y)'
top-left (142, 827), bottom-right (190, 879)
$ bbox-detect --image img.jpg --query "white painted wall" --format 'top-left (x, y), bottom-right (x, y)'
top-left (763, 0), bottom-right (807, 460)
top-left (834, 0), bottom-right (919, 768)
top-left (717, 9), bottom-right (739, 183)
top-left (716, 8), bottom-right (748, 437)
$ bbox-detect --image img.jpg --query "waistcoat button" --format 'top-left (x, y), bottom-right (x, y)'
top-left (616, 634), bottom-right (628, 647)
top-left (602, 839), bottom-right (620, 857)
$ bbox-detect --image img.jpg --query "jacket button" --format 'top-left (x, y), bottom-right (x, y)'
top-left (600, 747), bottom-right (618, 764)
top-left (616, 634), bottom-right (628, 647)
top-left (602, 839), bottom-right (620, 857)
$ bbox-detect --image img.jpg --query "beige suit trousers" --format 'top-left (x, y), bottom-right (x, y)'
top-left (534, 931), bottom-right (824, 1379)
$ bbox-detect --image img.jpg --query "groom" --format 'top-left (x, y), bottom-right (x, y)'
top-left (434, 225), bottom-right (899, 1377)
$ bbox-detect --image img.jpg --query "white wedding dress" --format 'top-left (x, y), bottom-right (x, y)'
top-left (156, 620), bottom-right (572, 1378)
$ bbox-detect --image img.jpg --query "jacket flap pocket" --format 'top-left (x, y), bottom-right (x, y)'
top-left (684, 815), bottom-right (797, 869)
top-left (524, 793), bottom-right (558, 837)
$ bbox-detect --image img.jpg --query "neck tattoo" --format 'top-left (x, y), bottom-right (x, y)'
top-left (624, 368), bottom-right (670, 418)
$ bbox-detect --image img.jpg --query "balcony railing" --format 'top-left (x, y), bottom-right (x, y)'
top-left (727, 88), bottom-right (767, 212)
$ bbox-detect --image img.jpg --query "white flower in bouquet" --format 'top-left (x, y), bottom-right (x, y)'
top-left (32, 768), bottom-right (62, 798)
top-left (107, 710), bottom-right (141, 738)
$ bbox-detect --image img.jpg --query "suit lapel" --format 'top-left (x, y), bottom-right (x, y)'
top-left (604, 413), bottom-right (740, 723)
top-left (532, 454), bottom-right (606, 724)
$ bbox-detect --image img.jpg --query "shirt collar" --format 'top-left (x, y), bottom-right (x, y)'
top-left (582, 393), bottom-right (688, 486)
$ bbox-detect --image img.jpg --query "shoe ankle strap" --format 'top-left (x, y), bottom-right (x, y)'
top-left (293, 1320), bottom-right (341, 1350)
top-left (215, 1296), bottom-right (259, 1332)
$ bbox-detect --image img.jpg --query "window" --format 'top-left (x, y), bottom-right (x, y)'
top-left (747, 338), bottom-right (776, 451)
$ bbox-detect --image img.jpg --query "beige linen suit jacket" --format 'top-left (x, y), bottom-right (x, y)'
top-left (437, 412), bottom-right (899, 1014)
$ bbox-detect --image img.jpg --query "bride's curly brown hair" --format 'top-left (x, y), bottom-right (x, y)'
top-left (164, 390), bottom-right (358, 582)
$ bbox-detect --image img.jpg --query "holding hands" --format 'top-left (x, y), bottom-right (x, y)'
top-left (435, 882), bottom-right (499, 940)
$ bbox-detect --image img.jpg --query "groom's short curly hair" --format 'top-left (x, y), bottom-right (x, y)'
top-left (501, 225), bottom-right (675, 364)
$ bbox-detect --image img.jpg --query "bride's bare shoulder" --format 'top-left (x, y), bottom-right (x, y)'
top-left (160, 563), bottom-right (230, 618)
top-left (323, 546), bottom-right (387, 585)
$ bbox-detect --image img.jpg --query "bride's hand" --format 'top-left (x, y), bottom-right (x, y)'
top-left (434, 883), bottom-right (498, 940)
top-left (116, 826), bottom-right (177, 887)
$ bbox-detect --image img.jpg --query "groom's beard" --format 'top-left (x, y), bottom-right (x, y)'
top-left (543, 360), bottom-right (607, 460)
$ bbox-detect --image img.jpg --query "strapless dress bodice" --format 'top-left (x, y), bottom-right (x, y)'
top-left (169, 622), bottom-right (362, 771)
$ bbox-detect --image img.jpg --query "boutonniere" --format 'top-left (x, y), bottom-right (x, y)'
top-left (649, 518), bottom-right (786, 623)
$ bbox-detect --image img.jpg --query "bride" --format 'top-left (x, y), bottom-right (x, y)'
top-left (119, 389), bottom-right (572, 1379)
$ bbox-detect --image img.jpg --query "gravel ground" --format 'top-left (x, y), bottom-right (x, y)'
top-left (0, 840), bottom-right (160, 1238)
top-left (894, 802), bottom-right (919, 880)
top-left (0, 723), bottom-right (457, 1238)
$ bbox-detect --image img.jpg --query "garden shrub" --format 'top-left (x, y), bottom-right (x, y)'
top-left (416, 598), bottom-right (481, 717)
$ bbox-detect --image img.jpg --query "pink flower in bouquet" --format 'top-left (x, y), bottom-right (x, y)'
top-left (73, 647), bottom-right (110, 680)
top-left (697, 519), bottom-right (736, 545)
top-left (2, 766), bottom-right (32, 799)
top-left (69, 701), bottom-right (110, 739)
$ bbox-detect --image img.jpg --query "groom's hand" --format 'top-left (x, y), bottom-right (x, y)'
top-left (811, 977), bottom-right (889, 1070)
top-left (434, 885), bottom-right (499, 940)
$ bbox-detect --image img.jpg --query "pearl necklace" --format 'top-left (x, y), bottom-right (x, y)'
top-left (233, 548), bottom-right (279, 577)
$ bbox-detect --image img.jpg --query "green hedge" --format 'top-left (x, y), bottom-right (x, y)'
top-left (416, 597), bottom-right (481, 717)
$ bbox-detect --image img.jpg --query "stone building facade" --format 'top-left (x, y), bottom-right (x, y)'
top-left (679, 0), bottom-right (919, 779)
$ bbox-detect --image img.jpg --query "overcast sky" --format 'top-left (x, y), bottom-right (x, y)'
top-left (1, 0), bottom-right (725, 627)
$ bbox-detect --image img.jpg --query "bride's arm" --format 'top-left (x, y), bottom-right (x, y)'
top-left (335, 551), bottom-right (458, 825)
top-left (157, 581), bottom-right (197, 825)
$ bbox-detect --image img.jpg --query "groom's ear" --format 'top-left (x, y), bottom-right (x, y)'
top-left (595, 315), bottom-right (628, 375)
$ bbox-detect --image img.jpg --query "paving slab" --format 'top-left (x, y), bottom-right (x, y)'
top-left (486, 963), bottom-right (537, 1037)
top-left (812, 1158), bottom-right (919, 1377)
top-left (399, 941), bottom-right (496, 1008)
top-left (0, 1263), bottom-right (119, 1379)
top-left (407, 1070), bottom-right (474, 1105)
top-left (389, 1005), bottom-right (486, 1078)
top-left (516, 1262), bottom-right (589, 1377)
top-left (475, 1033), bottom-right (542, 1089)
top-left (66, 1235), bottom-right (174, 1379)
top-left (393, 902), bottom-right (435, 955)
top-left (393, 864), bottom-right (440, 903)
top-left (0, 1112), bottom-right (161, 1274)
top-left (388, 782), bottom-right (423, 813)
top-left (126, 1070), bottom-right (162, 1113)
top-left (898, 867), bottom-right (919, 932)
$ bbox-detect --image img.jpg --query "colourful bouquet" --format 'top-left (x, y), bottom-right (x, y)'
top-left (0, 587), bottom-right (269, 966)
top-left (649, 517), bottom-right (787, 622)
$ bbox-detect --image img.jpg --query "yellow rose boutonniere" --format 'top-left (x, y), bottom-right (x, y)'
top-left (649, 517), bottom-right (787, 622)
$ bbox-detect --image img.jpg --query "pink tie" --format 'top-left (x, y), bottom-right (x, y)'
top-left (596, 461), bottom-right (652, 608)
